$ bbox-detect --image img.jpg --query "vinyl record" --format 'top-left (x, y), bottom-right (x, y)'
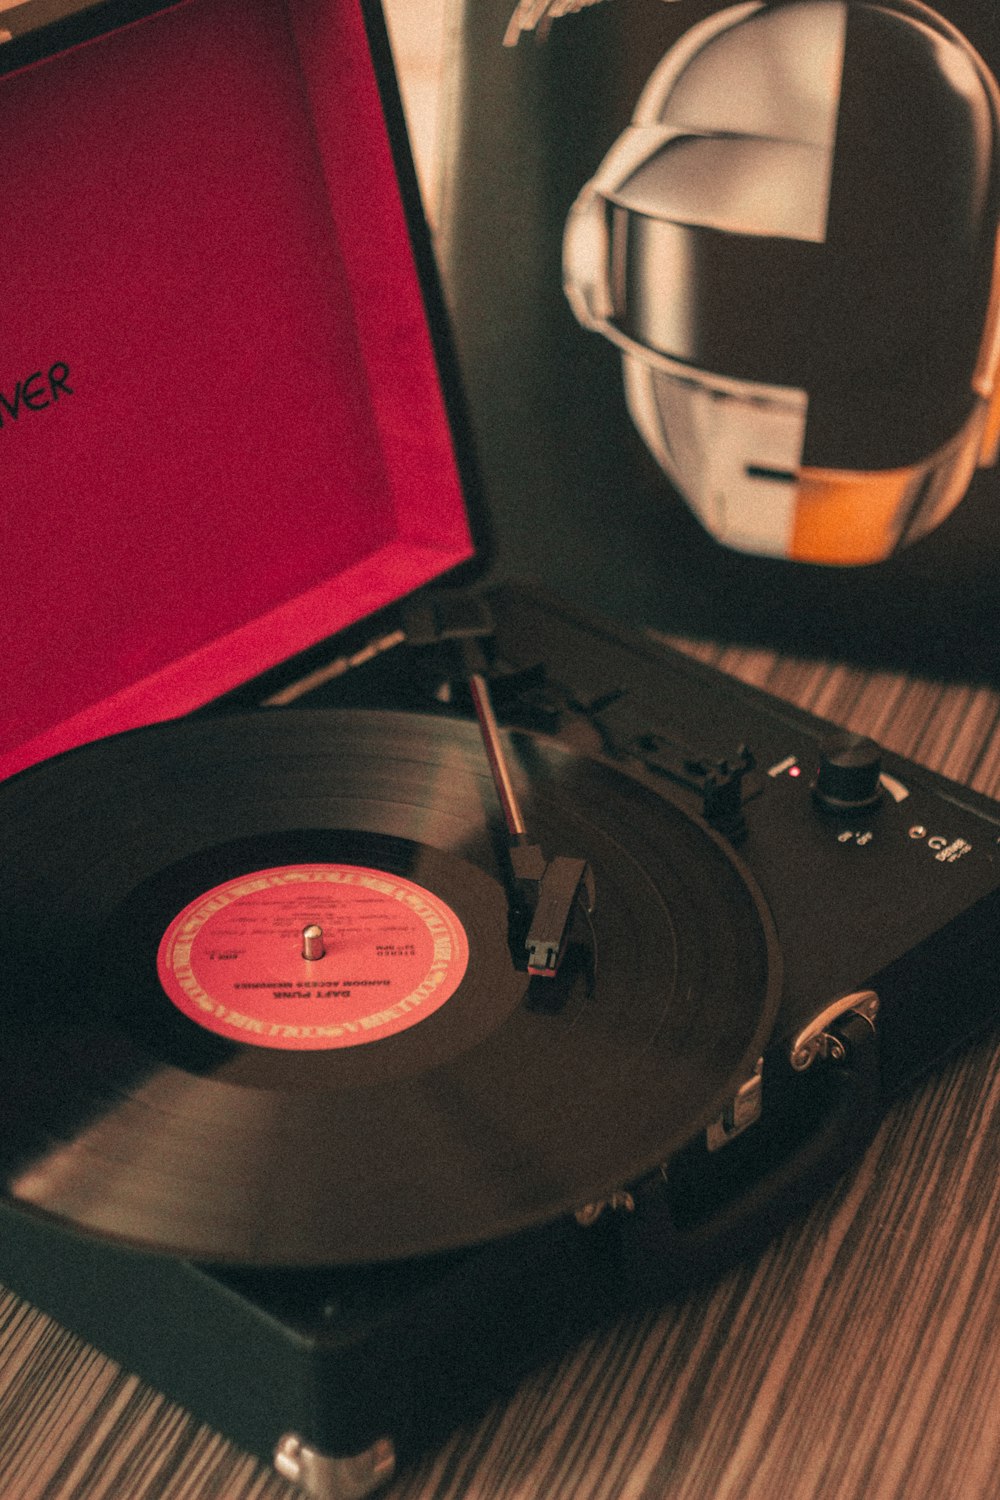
top-left (0, 708), bottom-right (781, 1265)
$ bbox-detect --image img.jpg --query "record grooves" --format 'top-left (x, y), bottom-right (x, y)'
top-left (0, 709), bottom-right (781, 1267)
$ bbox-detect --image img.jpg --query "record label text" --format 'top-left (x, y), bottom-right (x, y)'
top-left (156, 863), bottom-right (470, 1050)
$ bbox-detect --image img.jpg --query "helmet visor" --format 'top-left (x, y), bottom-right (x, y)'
top-left (614, 206), bottom-right (992, 471)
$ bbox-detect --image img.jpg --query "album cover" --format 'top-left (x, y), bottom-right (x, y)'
top-left (437, 0), bottom-right (1000, 679)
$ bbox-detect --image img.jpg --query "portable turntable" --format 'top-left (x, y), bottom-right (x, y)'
top-left (1, 2), bottom-right (1000, 1498)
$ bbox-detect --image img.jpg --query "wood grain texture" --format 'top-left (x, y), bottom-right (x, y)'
top-left (2, 646), bottom-right (999, 1500)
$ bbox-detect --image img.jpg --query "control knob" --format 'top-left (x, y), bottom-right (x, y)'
top-left (813, 732), bottom-right (883, 812)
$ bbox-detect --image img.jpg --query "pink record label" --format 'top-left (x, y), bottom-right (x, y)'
top-left (156, 864), bottom-right (470, 1050)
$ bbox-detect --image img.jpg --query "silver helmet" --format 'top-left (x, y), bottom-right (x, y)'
top-left (564, 0), bottom-right (1000, 564)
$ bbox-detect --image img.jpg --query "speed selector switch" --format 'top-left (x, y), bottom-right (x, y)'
top-left (813, 732), bottom-right (883, 813)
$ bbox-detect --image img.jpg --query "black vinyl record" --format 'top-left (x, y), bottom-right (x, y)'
top-left (0, 709), bottom-right (780, 1266)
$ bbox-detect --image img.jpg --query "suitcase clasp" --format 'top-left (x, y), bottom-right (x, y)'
top-left (789, 989), bottom-right (880, 1072)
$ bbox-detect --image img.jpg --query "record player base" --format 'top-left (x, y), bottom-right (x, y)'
top-left (2, 616), bottom-right (1000, 1498)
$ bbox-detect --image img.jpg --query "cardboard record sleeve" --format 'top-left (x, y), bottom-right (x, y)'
top-left (438, 0), bottom-right (1000, 679)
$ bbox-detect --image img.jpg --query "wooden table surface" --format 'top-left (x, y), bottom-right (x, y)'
top-left (1, 642), bottom-right (999, 1500)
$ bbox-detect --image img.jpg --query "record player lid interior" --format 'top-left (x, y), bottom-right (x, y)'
top-left (0, 0), bottom-right (477, 782)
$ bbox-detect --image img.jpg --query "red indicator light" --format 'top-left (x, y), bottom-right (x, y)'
top-left (789, 766), bottom-right (802, 778)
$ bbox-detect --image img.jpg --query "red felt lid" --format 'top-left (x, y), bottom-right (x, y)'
top-left (0, 0), bottom-right (480, 780)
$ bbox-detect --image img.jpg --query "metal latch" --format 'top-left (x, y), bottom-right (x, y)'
top-left (274, 1434), bottom-right (396, 1500)
top-left (705, 1056), bottom-right (763, 1151)
top-left (789, 989), bottom-right (880, 1072)
top-left (574, 1189), bottom-right (636, 1226)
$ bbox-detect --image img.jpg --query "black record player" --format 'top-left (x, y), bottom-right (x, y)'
top-left (1, 581), bottom-right (998, 1499)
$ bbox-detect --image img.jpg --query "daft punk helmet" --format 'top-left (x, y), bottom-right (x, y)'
top-left (563, 0), bottom-right (1000, 564)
